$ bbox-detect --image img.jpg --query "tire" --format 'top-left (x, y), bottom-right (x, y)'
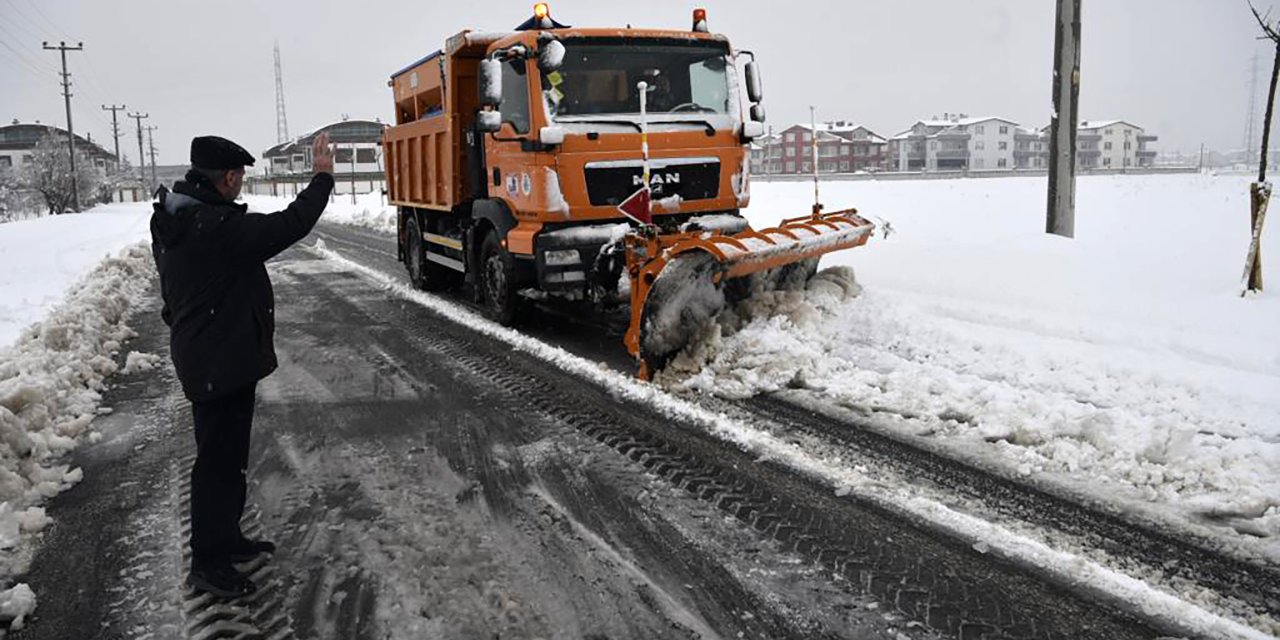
top-left (405, 216), bottom-right (458, 292)
top-left (479, 231), bottom-right (522, 325)
top-left (405, 216), bottom-right (427, 290)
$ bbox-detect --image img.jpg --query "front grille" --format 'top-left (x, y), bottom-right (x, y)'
top-left (584, 160), bottom-right (719, 207)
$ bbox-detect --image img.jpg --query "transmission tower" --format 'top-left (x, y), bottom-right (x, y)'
top-left (273, 41), bottom-right (290, 144)
top-left (1244, 51), bottom-right (1261, 153)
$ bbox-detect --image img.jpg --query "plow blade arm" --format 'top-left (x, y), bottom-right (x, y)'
top-left (625, 209), bottom-right (875, 378)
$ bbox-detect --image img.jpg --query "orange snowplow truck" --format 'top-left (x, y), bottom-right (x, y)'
top-left (384, 4), bottom-right (874, 378)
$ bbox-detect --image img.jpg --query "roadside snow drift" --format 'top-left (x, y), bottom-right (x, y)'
top-left (663, 174), bottom-right (1280, 557)
top-left (244, 191), bottom-right (396, 234)
top-left (0, 203), bottom-right (155, 626)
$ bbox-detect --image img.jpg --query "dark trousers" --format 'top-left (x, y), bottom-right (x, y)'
top-left (189, 382), bottom-right (257, 567)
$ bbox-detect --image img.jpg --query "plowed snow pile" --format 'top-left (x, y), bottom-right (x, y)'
top-left (0, 203), bottom-right (153, 626)
top-left (663, 174), bottom-right (1280, 558)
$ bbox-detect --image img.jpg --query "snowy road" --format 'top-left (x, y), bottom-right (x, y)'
top-left (8, 233), bottom-right (1193, 638)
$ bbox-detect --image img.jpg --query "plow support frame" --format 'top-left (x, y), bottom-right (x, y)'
top-left (623, 208), bottom-right (875, 379)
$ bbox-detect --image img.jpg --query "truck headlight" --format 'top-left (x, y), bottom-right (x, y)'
top-left (544, 249), bottom-right (580, 266)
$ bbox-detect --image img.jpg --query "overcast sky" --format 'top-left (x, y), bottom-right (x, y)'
top-left (0, 0), bottom-right (1269, 166)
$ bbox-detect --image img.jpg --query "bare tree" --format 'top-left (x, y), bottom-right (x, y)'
top-left (1243, 2), bottom-right (1278, 295)
top-left (20, 133), bottom-right (103, 215)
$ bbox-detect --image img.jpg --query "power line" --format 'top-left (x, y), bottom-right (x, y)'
top-left (15, 0), bottom-right (69, 40)
top-left (43, 40), bottom-right (85, 212)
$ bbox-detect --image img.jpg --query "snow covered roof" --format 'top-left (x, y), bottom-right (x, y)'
top-left (263, 119), bottom-right (387, 157)
top-left (0, 121), bottom-right (114, 159)
top-left (918, 116), bottom-right (1019, 129)
top-left (1079, 119), bottom-right (1141, 131)
top-left (795, 122), bottom-right (887, 144)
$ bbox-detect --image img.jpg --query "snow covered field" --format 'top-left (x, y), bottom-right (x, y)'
top-left (0, 205), bottom-right (152, 348)
top-left (666, 173), bottom-right (1280, 559)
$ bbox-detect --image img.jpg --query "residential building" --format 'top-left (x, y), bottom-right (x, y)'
top-left (1077, 120), bottom-right (1158, 169)
top-left (887, 114), bottom-right (1019, 172)
top-left (1014, 127), bottom-right (1049, 169)
top-left (254, 118), bottom-right (387, 196)
top-left (0, 120), bottom-right (118, 173)
top-left (751, 122), bottom-right (887, 175)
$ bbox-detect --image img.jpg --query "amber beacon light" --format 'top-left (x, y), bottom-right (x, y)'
top-left (534, 3), bottom-right (550, 19)
top-left (692, 8), bottom-right (708, 32)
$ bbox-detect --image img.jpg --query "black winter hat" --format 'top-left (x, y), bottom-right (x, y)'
top-left (190, 135), bottom-right (256, 170)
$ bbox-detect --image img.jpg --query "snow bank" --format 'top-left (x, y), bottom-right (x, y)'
top-left (0, 203), bottom-right (151, 348)
top-left (663, 174), bottom-right (1280, 554)
top-left (243, 190), bottom-right (396, 234)
top-left (0, 234), bottom-right (155, 617)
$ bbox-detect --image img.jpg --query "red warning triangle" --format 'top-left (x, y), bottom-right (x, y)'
top-left (617, 186), bottom-right (652, 225)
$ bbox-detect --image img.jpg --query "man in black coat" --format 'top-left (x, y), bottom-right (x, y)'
top-left (150, 133), bottom-right (334, 597)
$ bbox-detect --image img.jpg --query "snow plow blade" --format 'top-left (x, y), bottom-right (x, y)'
top-left (624, 209), bottom-right (875, 379)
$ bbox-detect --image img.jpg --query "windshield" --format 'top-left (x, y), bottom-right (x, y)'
top-left (543, 39), bottom-right (733, 119)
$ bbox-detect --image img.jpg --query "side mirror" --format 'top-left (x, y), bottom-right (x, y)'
top-left (477, 110), bottom-right (502, 132)
top-left (479, 59), bottom-right (503, 106)
top-left (539, 126), bottom-right (565, 145)
top-left (750, 103), bottom-right (766, 123)
top-left (742, 121), bottom-right (765, 140)
top-left (538, 40), bottom-right (565, 73)
top-left (744, 61), bottom-right (763, 104)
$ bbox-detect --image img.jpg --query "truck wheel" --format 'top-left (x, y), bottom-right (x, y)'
top-left (405, 217), bottom-right (428, 290)
top-left (479, 231), bottom-right (522, 325)
top-left (405, 217), bottom-right (457, 292)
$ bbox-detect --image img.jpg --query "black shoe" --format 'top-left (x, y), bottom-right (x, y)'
top-left (187, 563), bottom-right (257, 599)
top-left (228, 537), bottom-right (276, 563)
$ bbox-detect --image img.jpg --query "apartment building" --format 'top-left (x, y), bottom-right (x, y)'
top-left (887, 115), bottom-right (1019, 172)
top-left (751, 122), bottom-right (887, 175)
top-left (1077, 120), bottom-right (1158, 169)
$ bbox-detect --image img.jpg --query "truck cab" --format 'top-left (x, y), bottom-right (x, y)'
top-left (383, 5), bottom-right (767, 321)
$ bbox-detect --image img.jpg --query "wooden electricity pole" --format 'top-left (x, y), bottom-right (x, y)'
top-left (42, 41), bottom-right (85, 212)
top-left (1244, 2), bottom-right (1278, 295)
top-left (1046, 0), bottom-right (1081, 238)
top-left (101, 104), bottom-right (125, 164)
top-left (128, 111), bottom-right (149, 185)
top-left (144, 125), bottom-right (159, 189)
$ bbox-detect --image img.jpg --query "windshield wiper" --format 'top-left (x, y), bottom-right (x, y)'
top-left (559, 119), bottom-right (643, 132)
top-left (559, 118), bottom-right (716, 136)
top-left (667, 119), bottom-right (716, 136)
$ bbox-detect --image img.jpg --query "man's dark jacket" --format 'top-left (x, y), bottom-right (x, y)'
top-left (150, 171), bottom-right (334, 402)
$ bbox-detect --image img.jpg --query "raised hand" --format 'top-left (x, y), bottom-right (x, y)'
top-left (312, 132), bottom-right (334, 175)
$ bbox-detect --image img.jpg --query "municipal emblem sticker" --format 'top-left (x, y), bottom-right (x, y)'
top-left (521, 173), bottom-right (532, 196)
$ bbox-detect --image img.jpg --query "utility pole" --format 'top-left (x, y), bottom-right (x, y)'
top-left (145, 125), bottom-right (159, 189)
top-left (101, 104), bottom-right (125, 165)
top-left (42, 41), bottom-right (85, 212)
top-left (128, 111), bottom-right (149, 185)
top-left (1046, 0), bottom-right (1081, 238)
top-left (809, 105), bottom-right (822, 214)
top-left (350, 143), bottom-right (358, 204)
